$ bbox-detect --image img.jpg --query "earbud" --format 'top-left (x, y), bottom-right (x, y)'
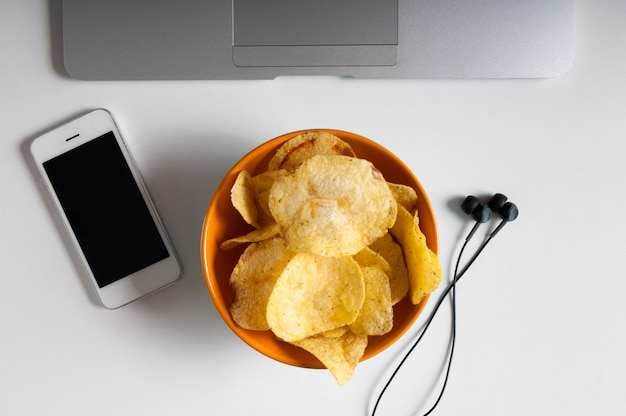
top-left (460, 195), bottom-right (479, 216)
top-left (490, 200), bottom-right (519, 237)
top-left (461, 195), bottom-right (491, 241)
top-left (488, 193), bottom-right (508, 212)
top-left (471, 204), bottom-right (491, 223)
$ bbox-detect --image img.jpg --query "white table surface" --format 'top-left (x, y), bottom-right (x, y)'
top-left (2, 1), bottom-right (625, 415)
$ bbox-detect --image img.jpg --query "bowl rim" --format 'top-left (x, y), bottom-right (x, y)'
top-left (200, 129), bottom-right (438, 368)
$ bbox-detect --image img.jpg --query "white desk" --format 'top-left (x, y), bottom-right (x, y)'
top-left (2, 2), bottom-right (625, 415)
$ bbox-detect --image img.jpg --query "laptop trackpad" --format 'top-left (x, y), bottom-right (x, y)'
top-left (232, 0), bottom-right (398, 67)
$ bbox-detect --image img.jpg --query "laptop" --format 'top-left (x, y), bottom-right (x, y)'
top-left (62, 0), bottom-right (575, 80)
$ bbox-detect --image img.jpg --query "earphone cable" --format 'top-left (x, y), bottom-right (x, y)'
top-left (370, 227), bottom-right (498, 416)
top-left (421, 239), bottom-right (461, 416)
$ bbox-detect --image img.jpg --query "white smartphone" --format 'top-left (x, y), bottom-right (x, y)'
top-left (30, 109), bottom-right (182, 309)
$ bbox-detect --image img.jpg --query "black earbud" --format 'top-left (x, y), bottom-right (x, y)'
top-left (490, 200), bottom-right (519, 237)
top-left (461, 195), bottom-right (491, 241)
top-left (488, 192), bottom-right (508, 212)
top-left (461, 195), bottom-right (491, 222)
top-left (460, 195), bottom-right (479, 216)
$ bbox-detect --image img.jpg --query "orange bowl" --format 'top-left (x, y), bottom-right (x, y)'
top-left (200, 129), bottom-right (438, 368)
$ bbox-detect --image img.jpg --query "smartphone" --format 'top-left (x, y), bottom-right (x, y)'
top-left (30, 109), bottom-right (182, 309)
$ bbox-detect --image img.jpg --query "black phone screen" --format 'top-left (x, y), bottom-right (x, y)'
top-left (43, 132), bottom-right (169, 288)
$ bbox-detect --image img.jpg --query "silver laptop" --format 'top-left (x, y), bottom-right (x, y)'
top-left (62, 0), bottom-right (575, 80)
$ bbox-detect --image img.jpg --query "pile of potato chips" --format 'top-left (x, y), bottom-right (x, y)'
top-left (220, 132), bottom-right (441, 384)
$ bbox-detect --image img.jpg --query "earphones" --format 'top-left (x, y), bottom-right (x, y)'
top-left (461, 193), bottom-right (518, 239)
top-left (456, 193), bottom-right (519, 278)
top-left (370, 193), bottom-right (519, 416)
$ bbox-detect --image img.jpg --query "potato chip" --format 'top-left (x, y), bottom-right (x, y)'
top-left (229, 237), bottom-right (294, 330)
top-left (266, 253), bottom-right (365, 342)
top-left (268, 155), bottom-right (397, 257)
top-left (292, 330), bottom-right (368, 385)
top-left (388, 182), bottom-right (419, 213)
top-left (321, 326), bottom-right (349, 338)
top-left (369, 233), bottom-right (409, 305)
top-left (390, 205), bottom-right (441, 304)
top-left (349, 266), bottom-right (393, 336)
top-left (219, 222), bottom-right (280, 250)
top-left (352, 247), bottom-right (392, 275)
top-left (251, 169), bottom-right (288, 226)
top-left (267, 131), bottom-right (356, 172)
top-left (230, 170), bottom-right (259, 228)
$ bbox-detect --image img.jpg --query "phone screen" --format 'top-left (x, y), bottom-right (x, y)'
top-left (43, 131), bottom-right (169, 288)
